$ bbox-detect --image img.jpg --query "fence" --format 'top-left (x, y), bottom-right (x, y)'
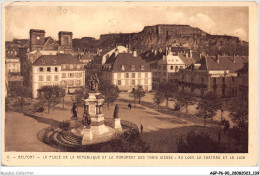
top-left (104, 118), bottom-right (139, 133)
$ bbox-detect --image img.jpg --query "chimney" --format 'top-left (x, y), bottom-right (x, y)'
top-left (190, 50), bottom-right (192, 58)
top-left (216, 54), bottom-right (219, 64)
top-left (133, 50), bottom-right (137, 57)
top-left (233, 54), bottom-right (236, 63)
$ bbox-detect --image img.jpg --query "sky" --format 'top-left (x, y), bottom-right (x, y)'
top-left (5, 2), bottom-right (249, 41)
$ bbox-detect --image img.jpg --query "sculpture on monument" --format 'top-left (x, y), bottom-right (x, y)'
top-left (71, 103), bottom-right (78, 117)
top-left (113, 104), bottom-right (119, 119)
top-left (88, 73), bottom-right (100, 92)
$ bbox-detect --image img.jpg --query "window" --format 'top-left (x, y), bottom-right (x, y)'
top-left (140, 65), bottom-right (145, 70)
top-left (131, 65), bottom-right (135, 71)
top-left (40, 60), bottom-right (45, 64)
top-left (69, 73), bottom-right (73, 77)
top-left (118, 80), bottom-right (121, 85)
top-left (175, 66), bottom-right (178, 72)
top-left (69, 80), bottom-right (73, 86)
top-left (180, 66), bottom-right (183, 69)
top-left (125, 73), bottom-right (129, 78)
top-left (46, 75), bottom-right (51, 81)
top-left (39, 75), bottom-right (44, 81)
top-left (55, 67), bottom-right (58, 72)
top-left (131, 80), bottom-right (135, 85)
top-left (54, 75), bottom-right (59, 81)
top-left (39, 67), bottom-right (43, 72)
top-left (138, 73), bottom-right (141, 78)
top-left (76, 80), bottom-right (81, 86)
top-left (170, 66), bottom-right (173, 70)
top-left (132, 73), bottom-right (135, 78)
top-left (62, 73), bottom-right (66, 78)
top-left (121, 65), bottom-right (125, 70)
top-left (77, 72), bottom-right (82, 77)
top-left (47, 67), bottom-right (51, 72)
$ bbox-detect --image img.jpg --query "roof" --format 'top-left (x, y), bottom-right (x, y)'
top-left (103, 53), bottom-right (151, 72)
top-left (178, 53), bottom-right (196, 66)
top-left (59, 31), bottom-right (73, 35)
top-left (30, 29), bottom-right (45, 33)
top-left (188, 55), bottom-right (248, 73)
top-left (33, 54), bottom-right (83, 66)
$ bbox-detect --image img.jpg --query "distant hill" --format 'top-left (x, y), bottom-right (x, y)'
top-left (72, 24), bottom-right (248, 56)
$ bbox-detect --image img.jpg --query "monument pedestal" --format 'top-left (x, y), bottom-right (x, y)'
top-left (113, 118), bottom-right (122, 131)
top-left (69, 117), bottom-right (81, 129)
top-left (81, 127), bottom-right (93, 145)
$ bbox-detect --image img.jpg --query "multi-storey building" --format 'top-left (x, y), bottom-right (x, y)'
top-left (145, 47), bottom-right (198, 89)
top-left (5, 55), bottom-right (21, 75)
top-left (100, 46), bottom-right (152, 92)
top-left (178, 55), bottom-right (248, 101)
top-left (32, 54), bottom-right (85, 98)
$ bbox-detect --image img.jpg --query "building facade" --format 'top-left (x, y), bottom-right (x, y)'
top-left (100, 46), bottom-right (152, 92)
top-left (178, 55), bottom-right (248, 99)
top-left (32, 54), bottom-right (85, 98)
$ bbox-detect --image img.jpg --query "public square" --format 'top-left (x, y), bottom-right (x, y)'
top-left (5, 92), bottom-right (232, 153)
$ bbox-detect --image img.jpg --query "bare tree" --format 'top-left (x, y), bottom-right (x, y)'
top-left (130, 85), bottom-right (146, 104)
top-left (153, 91), bottom-right (165, 112)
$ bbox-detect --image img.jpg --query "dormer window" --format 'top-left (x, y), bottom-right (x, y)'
top-left (121, 65), bottom-right (125, 70)
top-left (131, 65), bottom-right (135, 71)
top-left (40, 60), bottom-right (45, 64)
top-left (53, 59), bottom-right (57, 64)
top-left (140, 65), bottom-right (145, 70)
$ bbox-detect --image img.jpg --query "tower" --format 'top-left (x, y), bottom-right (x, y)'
top-left (30, 29), bottom-right (45, 51)
top-left (58, 31), bottom-right (73, 53)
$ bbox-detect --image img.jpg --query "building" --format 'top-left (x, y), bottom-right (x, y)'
top-left (32, 54), bottom-right (85, 98)
top-left (5, 55), bottom-right (23, 89)
top-left (178, 55), bottom-right (248, 100)
top-left (100, 46), bottom-right (152, 92)
top-left (5, 55), bottom-right (21, 75)
top-left (236, 62), bottom-right (248, 103)
top-left (144, 47), bottom-right (198, 89)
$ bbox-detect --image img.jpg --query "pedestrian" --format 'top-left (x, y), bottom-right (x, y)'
top-left (128, 103), bottom-right (132, 110)
top-left (140, 124), bottom-right (143, 133)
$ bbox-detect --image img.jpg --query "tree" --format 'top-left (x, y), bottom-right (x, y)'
top-left (158, 82), bottom-right (177, 107)
top-left (9, 82), bottom-right (32, 112)
top-left (153, 91), bottom-right (165, 111)
top-left (196, 91), bottom-right (221, 126)
top-left (176, 131), bottom-right (225, 153)
top-left (38, 85), bottom-right (63, 113)
top-left (175, 91), bottom-right (196, 113)
top-left (99, 83), bottom-right (120, 109)
top-left (72, 86), bottom-right (89, 105)
top-left (129, 85), bottom-right (146, 104)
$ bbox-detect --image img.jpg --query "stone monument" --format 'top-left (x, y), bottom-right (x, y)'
top-left (69, 103), bottom-right (81, 128)
top-left (113, 104), bottom-right (122, 131)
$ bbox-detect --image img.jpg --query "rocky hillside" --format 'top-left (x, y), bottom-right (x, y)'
top-left (73, 24), bottom-right (248, 56)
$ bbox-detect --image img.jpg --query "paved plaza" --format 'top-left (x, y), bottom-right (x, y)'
top-left (5, 93), bottom-right (230, 152)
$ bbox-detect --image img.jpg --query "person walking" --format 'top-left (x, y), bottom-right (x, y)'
top-left (140, 124), bottom-right (143, 133)
top-left (128, 103), bottom-right (132, 110)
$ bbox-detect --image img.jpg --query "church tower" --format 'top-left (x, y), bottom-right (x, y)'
top-left (30, 29), bottom-right (45, 51)
top-left (58, 31), bottom-right (73, 53)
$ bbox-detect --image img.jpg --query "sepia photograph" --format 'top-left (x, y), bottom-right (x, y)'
top-left (1, 1), bottom-right (258, 169)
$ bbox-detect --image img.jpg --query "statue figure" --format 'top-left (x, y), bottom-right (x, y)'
top-left (83, 113), bottom-right (91, 126)
top-left (71, 103), bottom-right (78, 117)
top-left (88, 74), bottom-right (100, 92)
top-left (113, 104), bottom-right (119, 119)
